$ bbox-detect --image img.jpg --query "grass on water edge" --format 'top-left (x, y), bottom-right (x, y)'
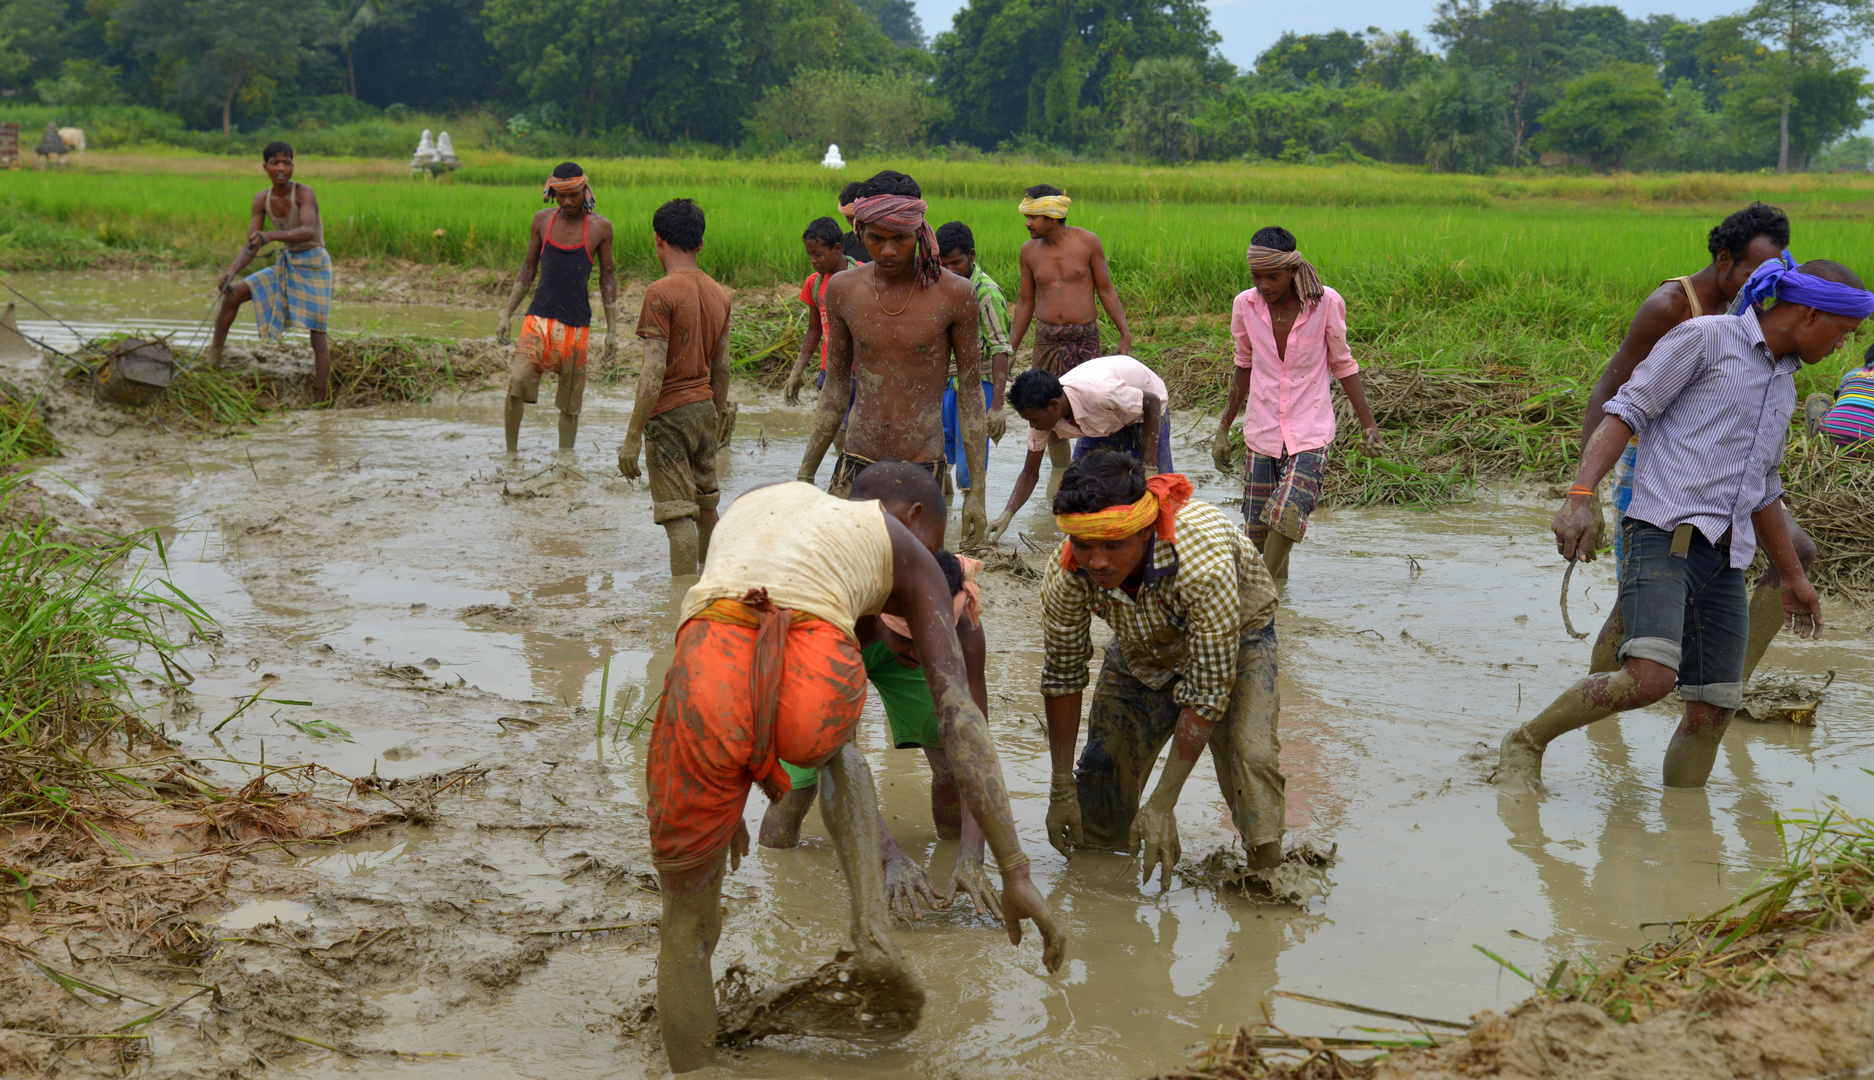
top-left (1155, 795), bottom-right (1874, 1080)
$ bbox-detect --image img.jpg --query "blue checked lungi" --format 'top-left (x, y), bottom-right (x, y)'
top-left (1610, 440), bottom-right (1637, 583)
top-left (246, 246), bottom-right (332, 340)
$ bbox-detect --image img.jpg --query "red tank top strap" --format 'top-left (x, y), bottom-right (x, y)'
top-left (581, 212), bottom-right (589, 252)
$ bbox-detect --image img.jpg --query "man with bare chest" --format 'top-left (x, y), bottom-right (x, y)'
top-left (208, 142), bottom-right (333, 400)
top-left (797, 170), bottom-right (990, 545)
top-left (495, 162), bottom-right (620, 454)
top-left (1008, 185), bottom-right (1132, 469)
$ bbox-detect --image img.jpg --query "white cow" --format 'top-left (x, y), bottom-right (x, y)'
top-left (57, 127), bottom-right (85, 153)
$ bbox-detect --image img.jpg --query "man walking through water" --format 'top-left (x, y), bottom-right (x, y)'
top-left (1576, 203), bottom-right (1813, 683)
top-left (1008, 185), bottom-right (1132, 471)
top-left (797, 170), bottom-right (991, 545)
top-left (617, 199), bottom-right (731, 577)
top-left (496, 162), bottom-right (619, 454)
top-left (209, 142), bottom-right (334, 400)
top-left (1496, 258), bottom-right (1867, 793)
top-left (1038, 451), bottom-right (1284, 884)
top-left (647, 479), bottom-right (1063, 1072)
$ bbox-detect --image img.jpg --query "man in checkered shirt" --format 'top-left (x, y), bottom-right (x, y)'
top-left (1037, 450), bottom-right (1284, 887)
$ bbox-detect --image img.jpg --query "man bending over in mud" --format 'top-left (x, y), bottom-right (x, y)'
top-left (1576, 203), bottom-right (1814, 684)
top-left (1008, 185), bottom-right (1132, 472)
top-left (495, 162), bottom-right (619, 455)
top-left (1039, 451), bottom-right (1284, 885)
top-left (210, 142), bottom-right (334, 400)
top-left (648, 480), bottom-right (1064, 1072)
top-left (758, 461), bottom-right (1001, 918)
top-left (617, 199), bottom-right (732, 576)
top-left (988, 355), bottom-right (1170, 543)
top-left (1496, 259), bottom-right (1865, 793)
top-left (797, 170), bottom-right (991, 545)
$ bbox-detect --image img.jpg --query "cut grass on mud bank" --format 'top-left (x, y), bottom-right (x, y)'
top-left (1155, 797), bottom-right (1874, 1080)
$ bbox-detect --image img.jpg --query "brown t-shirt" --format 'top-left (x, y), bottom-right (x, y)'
top-left (636, 269), bottom-right (731, 418)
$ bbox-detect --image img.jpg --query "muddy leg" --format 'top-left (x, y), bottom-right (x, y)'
top-left (697, 508), bottom-right (718, 567)
top-left (208, 281), bottom-right (250, 367)
top-left (309, 329), bottom-right (331, 402)
top-left (759, 783), bottom-right (818, 848)
top-left (657, 850), bottom-right (728, 1073)
top-left (1208, 629), bottom-right (1285, 869)
top-left (821, 745), bottom-right (909, 979)
top-left (664, 518), bottom-right (700, 577)
top-left (1740, 583), bottom-right (1783, 686)
top-left (922, 747), bottom-right (962, 840)
top-left (1259, 533), bottom-right (1294, 581)
top-left (942, 466), bottom-right (954, 506)
top-left (1662, 702), bottom-right (1734, 788)
top-left (833, 423), bottom-right (848, 458)
top-left (558, 411), bottom-right (578, 450)
top-left (1496, 657), bottom-right (1674, 790)
top-left (1048, 440), bottom-right (1071, 470)
top-left (1588, 605), bottom-right (1624, 674)
top-left (504, 396), bottom-right (524, 455)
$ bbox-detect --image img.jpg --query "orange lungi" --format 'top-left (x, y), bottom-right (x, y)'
top-left (647, 596), bottom-right (866, 874)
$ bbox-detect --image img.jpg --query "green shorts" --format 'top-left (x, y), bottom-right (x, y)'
top-left (781, 640), bottom-right (942, 788)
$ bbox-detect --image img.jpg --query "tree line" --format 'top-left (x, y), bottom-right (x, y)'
top-left (2, 0), bottom-right (1870, 172)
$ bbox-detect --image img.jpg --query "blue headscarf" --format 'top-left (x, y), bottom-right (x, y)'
top-left (1734, 254), bottom-right (1874, 319)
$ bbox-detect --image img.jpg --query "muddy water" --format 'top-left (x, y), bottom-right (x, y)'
top-left (49, 386), bottom-right (1874, 1078)
top-left (4, 267), bottom-right (495, 351)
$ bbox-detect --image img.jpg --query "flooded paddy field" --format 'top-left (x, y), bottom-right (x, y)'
top-left (3, 287), bottom-right (1871, 1079)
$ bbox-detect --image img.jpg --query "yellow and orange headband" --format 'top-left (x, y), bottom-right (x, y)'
top-left (543, 173), bottom-right (595, 211)
top-left (1018, 194), bottom-right (1072, 219)
top-left (1056, 474), bottom-right (1193, 570)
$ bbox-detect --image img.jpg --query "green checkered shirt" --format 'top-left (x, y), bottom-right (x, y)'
top-left (1040, 500), bottom-right (1278, 723)
top-left (951, 263), bottom-right (1013, 381)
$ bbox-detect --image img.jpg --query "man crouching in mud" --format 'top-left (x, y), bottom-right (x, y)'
top-left (647, 480), bottom-right (1063, 1072)
top-left (796, 170), bottom-right (992, 546)
top-left (1496, 259), bottom-right (1865, 793)
top-left (209, 141), bottom-right (333, 400)
top-left (758, 461), bottom-right (1002, 919)
top-left (1038, 451), bottom-right (1284, 886)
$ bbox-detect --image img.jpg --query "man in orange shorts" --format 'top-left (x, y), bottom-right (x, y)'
top-left (648, 478), bottom-right (1065, 1073)
top-left (496, 161), bottom-right (619, 454)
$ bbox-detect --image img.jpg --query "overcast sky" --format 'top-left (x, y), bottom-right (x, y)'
top-left (908, 0), bottom-right (1874, 72)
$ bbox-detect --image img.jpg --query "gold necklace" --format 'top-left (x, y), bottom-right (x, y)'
top-left (874, 273), bottom-right (912, 317)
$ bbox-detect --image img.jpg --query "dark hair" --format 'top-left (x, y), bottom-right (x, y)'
top-left (1007, 368), bottom-right (1064, 413)
top-left (1025, 184), bottom-right (1064, 199)
top-left (934, 549), bottom-right (964, 597)
top-left (552, 161), bottom-right (584, 180)
top-left (858, 170), bottom-right (920, 198)
top-left (1053, 450), bottom-right (1147, 516)
top-left (803, 216), bottom-right (844, 248)
top-left (935, 221), bottom-right (974, 257)
top-left (849, 459), bottom-right (944, 512)
top-left (1251, 225), bottom-right (1297, 251)
top-left (1796, 259), bottom-right (1866, 292)
top-left (262, 141), bottom-right (294, 162)
top-left (839, 181), bottom-right (864, 204)
top-left (1708, 203), bottom-right (1790, 261)
top-left (653, 198), bottom-right (705, 252)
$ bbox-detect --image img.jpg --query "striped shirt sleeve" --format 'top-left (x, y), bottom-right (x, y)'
top-left (1603, 321), bottom-right (1709, 437)
top-left (1040, 550), bottom-right (1095, 698)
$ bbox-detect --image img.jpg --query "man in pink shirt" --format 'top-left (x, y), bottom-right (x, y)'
top-left (987, 354), bottom-right (1168, 541)
top-left (1215, 227), bottom-right (1383, 579)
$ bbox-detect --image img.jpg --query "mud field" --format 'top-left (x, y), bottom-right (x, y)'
top-left (4, 271), bottom-right (1873, 1079)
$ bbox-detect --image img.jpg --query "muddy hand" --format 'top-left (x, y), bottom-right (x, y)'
top-left (944, 855), bottom-right (999, 915)
top-left (1550, 497), bottom-right (1595, 563)
top-left (1045, 773), bottom-right (1081, 859)
top-left (1128, 802), bottom-right (1180, 890)
top-left (1212, 430), bottom-right (1235, 475)
top-left (960, 491), bottom-right (989, 549)
top-left (884, 848), bottom-right (943, 920)
top-left (985, 511), bottom-right (1015, 546)
top-left (783, 370), bottom-right (803, 406)
top-left (496, 313), bottom-right (513, 346)
top-left (1000, 871), bottom-right (1065, 973)
top-left (730, 819), bottom-right (750, 872)
top-left (987, 408), bottom-right (1007, 444)
top-left (618, 434), bottom-right (643, 480)
top-left (1361, 426), bottom-right (1386, 454)
top-left (1781, 577), bottom-right (1824, 639)
top-left (603, 330), bottom-right (618, 364)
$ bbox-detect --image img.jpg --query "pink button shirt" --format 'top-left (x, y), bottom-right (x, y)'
top-left (1028, 354), bottom-right (1169, 452)
top-left (1231, 285), bottom-right (1358, 456)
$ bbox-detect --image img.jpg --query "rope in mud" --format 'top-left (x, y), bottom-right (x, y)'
top-left (1559, 558), bottom-right (1589, 640)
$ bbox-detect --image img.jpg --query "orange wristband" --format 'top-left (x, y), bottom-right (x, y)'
top-left (1567, 486), bottom-right (1593, 499)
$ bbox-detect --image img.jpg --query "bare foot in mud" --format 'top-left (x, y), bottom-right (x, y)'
top-left (717, 954), bottom-right (926, 1046)
top-left (1494, 727), bottom-right (1547, 792)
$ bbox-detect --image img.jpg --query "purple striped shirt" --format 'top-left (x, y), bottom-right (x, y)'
top-left (1603, 307), bottom-right (1799, 570)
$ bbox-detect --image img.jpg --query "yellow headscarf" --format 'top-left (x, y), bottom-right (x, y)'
top-left (1055, 474), bottom-right (1194, 570)
top-left (1018, 194), bottom-right (1072, 219)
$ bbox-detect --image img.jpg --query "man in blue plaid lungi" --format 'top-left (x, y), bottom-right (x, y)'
top-left (209, 141), bottom-right (334, 400)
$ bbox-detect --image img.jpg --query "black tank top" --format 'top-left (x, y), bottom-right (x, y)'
top-left (527, 210), bottom-right (594, 326)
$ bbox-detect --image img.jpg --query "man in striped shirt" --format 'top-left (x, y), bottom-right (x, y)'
top-left (1038, 451), bottom-right (1283, 885)
top-left (1498, 259), bottom-right (1869, 792)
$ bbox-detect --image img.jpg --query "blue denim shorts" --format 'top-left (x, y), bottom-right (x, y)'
top-left (1616, 518), bottom-right (1747, 710)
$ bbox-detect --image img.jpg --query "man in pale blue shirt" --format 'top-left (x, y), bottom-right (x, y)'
top-left (1496, 259), bottom-right (1869, 793)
